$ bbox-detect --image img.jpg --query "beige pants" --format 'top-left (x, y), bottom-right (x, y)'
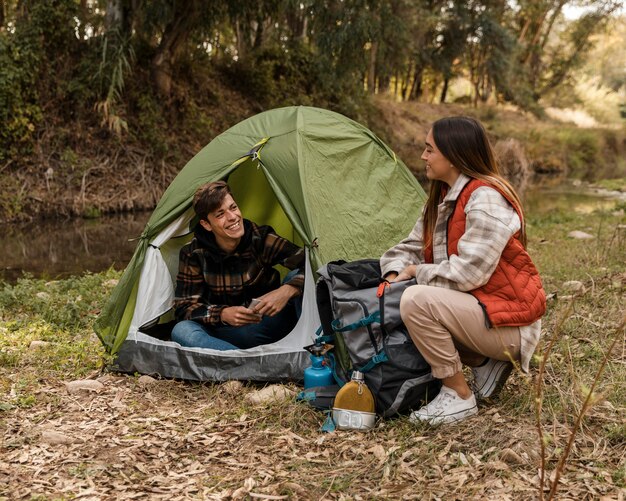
top-left (399, 285), bottom-right (521, 379)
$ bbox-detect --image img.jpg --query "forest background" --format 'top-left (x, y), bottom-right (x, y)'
top-left (0, 0), bottom-right (625, 223)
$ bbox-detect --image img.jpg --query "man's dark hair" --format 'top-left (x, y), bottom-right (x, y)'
top-left (193, 181), bottom-right (232, 220)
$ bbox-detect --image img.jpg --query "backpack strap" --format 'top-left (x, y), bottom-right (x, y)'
top-left (331, 311), bottom-right (381, 333)
top-left (314, 325), bottom-right (334, 345)
top-left (358, 350), bottom-right (389, 373)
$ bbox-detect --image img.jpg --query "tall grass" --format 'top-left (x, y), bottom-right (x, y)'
top-left (526, 202), bottom-right (625, 497)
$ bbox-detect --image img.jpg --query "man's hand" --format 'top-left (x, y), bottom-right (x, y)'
top-left (252, 284), bottom-right (300, 317)
top-left (221, 306), bottom-right (262, 327)
top-left (389, 265), bottom-right (417, 282)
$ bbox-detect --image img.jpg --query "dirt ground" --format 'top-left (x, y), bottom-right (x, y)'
top-left (2, 369), bottom-right (624, 500)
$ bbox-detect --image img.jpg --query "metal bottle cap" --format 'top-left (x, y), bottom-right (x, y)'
top-left (351, 370), bottom-right (364, 382)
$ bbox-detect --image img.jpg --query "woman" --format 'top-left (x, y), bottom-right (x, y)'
top-left (381, 116), bottom-right (545, 425)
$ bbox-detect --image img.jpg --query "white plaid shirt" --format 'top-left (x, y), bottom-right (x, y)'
top-left (381, 173), bottom-right (541, 371)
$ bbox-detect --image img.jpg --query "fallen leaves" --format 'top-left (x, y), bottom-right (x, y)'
top-left (0, 374), bottom-right (623, 500)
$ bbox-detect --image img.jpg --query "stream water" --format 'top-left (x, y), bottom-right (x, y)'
top-left (0, 183), bottom-right (624, 283)
top-left (0, 211), bottom-right (150, 283)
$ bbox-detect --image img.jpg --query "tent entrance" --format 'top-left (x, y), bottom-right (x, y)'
top-left (228, 157), bottom-right (303, 248)
top-left (136, 156), bottom-right (305, 342)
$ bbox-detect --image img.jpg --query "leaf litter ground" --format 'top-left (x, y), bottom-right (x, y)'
top-left (1, 368), bottom-right (624, 500)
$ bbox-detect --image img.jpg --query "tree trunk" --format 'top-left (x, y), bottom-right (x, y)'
top-left (286, 5), bottom-right (308, 40)
top-left (540, 0), bottom-right (566, 50)
top-left (105, 0), bottom-right (123, 31)
top-left (0, 0), bottom-right (5, 30)
top-left (378, 74), bottom-right (390, 93)
top-left (367, 40), bottom-right (378, 94)
top-left (151, 1), bottom-right (199, 98)
top-left (105, 0), bottom-right (134, 36)
top-left (400, 62), bottom-right (412, 100)
top-left (440, 77), bottom-right (449, 103)
top-left (393, 69), bottom-right (399, 98)
top-left (235, 19), bottom-right (247, 61)
top-left (300, 15), bottom-right (308, 39)
top-left (409, 67), bottom-right (423, 101)
top-left (253, 17), bottom-right (264, 49)
top-left (77, 0), bottom-right (87, 39)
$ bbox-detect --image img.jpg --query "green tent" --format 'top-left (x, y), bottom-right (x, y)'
top-left (95, 106), bottom-right (426, 381)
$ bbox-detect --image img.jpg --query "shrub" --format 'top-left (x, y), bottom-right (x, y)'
top-left (494, 138), bottom-right (531, 194)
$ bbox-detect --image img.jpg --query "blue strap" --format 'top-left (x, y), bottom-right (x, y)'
top-left (320, 410), bottom-right (336, 433)
top-left (331, 310), bottom-right (381, 333)
top-left (327, 352), bottom-right (346, 387)
top-left (359, 350), bottom-right (389, 373)
top-left (296, 390), bottom-right (317, 402)
top-left (314, 325), bottom-right (334, 345)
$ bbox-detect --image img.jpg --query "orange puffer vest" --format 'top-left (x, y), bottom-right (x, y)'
top-left (424, 179), bottom-right (546, 327)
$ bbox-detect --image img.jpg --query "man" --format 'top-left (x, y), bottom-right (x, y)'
top-left (172, 181), bottom-right (304, 350)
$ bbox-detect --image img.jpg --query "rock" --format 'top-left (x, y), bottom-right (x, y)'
top-left (283, 482), bottom-right (307, 496)
top-left (29, 340), bottom-right (51, 350)
top-left (567, 230), bottom-right (594, 240)
top-left (65, 379), bottom-right (105, 394)
top-left (36, 292), bottom-right (50, 300)
top-left (222, 380), bottom-right (244, 396)
top-left (499, 447), bottom-right (525, 465)
top-left (40, 430), bottom-right (76, 445)
top-left (244, 384), bottom-right (295, 405)
top-left (562, 280), bottom-right (586, 295)
top-left (97, 374), bottom-right (119, 384)
top-left (137, 375), bottom-right (158, 386)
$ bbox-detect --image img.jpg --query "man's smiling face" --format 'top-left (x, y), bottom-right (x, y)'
top-left (200, 193), bottom-right (244, 250)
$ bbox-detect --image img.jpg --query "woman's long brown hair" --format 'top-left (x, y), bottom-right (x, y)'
top-left (423, 116), bottom-right (527, 248)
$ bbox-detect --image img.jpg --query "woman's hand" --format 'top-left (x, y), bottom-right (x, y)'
top-left (390, 265), bottom-right (417, 282)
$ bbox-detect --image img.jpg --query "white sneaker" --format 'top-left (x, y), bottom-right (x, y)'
top-left (410, 386), bottom-right (477, 425)
top-left (471, 358), bottom-right (513, 399)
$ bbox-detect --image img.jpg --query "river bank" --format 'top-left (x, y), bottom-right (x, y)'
top-left (1, 179), bottom-right (625, 283)
top-left (1, 98), bottom-right (625, 224)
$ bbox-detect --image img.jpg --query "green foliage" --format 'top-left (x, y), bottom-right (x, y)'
top-left (559, 128), bottom-right (602, 180)
top-left (0, 31), bottom-right (42, 162)
top-left (94, 29), bottom-right (135, 135)
top-left (130, 92), bottom-right (169, 157)
top-left (594, 177), bottom-right (626, 192)
top-left (0, 175), bottom-right (25, 221)
top-left (232, 43), bottom-right (317, 107)
top-left (485, 111), bottom-right (626, 181)
top-left (224, 41), bottom-right (368, 118)
top-left (0, 0), bottom-right (83, 161)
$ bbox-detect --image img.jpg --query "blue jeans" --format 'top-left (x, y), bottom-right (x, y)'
top-left (171, 299), bottom-right (299, 350)
top-left (172, 269), bottom-right (303, 350)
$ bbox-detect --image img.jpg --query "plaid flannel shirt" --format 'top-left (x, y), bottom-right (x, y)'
top-left (174, 219), bottom-right (305, 325)
top-left (380, 173), bottom-right (541, 371)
